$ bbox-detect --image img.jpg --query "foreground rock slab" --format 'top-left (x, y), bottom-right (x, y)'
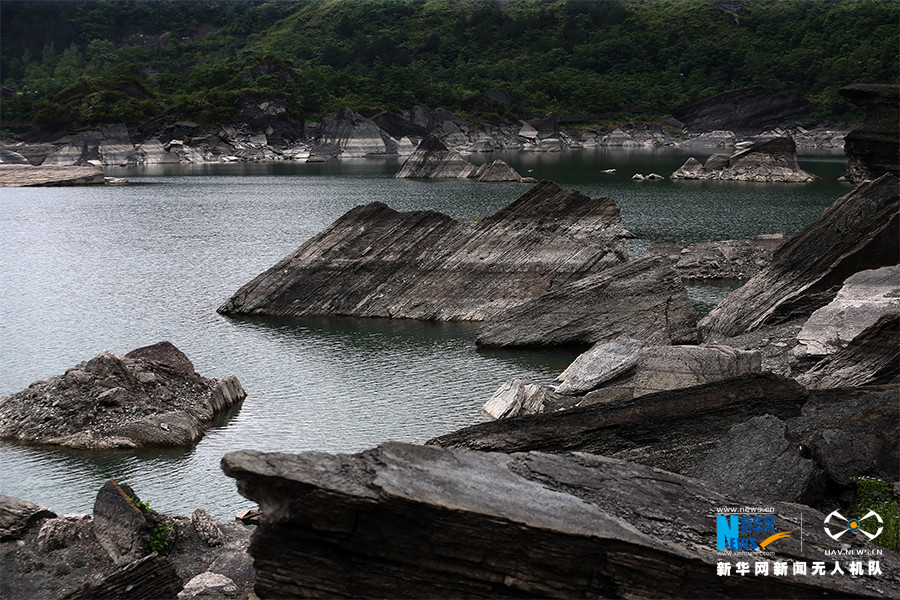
top-left (701, 174), bottom-right (899, 340)
top-left (222, 441), bottom-right (898, 599)
top-left (0, 341), bottom-right (246, 449)
top-left (219, 180), bottom-right (628, 321)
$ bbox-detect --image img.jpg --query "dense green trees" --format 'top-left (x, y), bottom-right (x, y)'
top-left (1, 0), bottom-right (896, 130)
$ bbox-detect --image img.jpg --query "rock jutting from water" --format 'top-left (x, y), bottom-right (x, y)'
top-left (221, 441), bottom-right (898, 599)
top-left (218, 180), bottom-right (630, 322)
top-left (839, 83), bottom-right (900, 183)
top-left (394, 135), bottom-right (534, 182)
top-left (0, 164), bottom-right (121, 187)
top-left (669, 136), bottom-right (818, 182)
top-left (0, 341), bottom-right (246, 449)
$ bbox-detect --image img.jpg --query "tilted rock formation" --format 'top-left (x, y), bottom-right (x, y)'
top-left (221, 441), bottom-right (898, 599)
top-left (218, 181), bottom-right (629, 322)
top-left (670, 137), bottom-right (818, 182)
top-left (471, 159), bottom-right (537, 183)
top-left (394, 135), bottom-right (478, 178)
top-left (475, 254), bottom-right (699, 348)
top-left (0, 341), bottom-right (246, 449)
top-left (315, 108), bottom-right (400, 158)
top-left (672, 84), bottom-right (813, 133)
top-left (700, 174), bottom-right (899, 340)
top-left (839, 84), bottom-right (900, 183)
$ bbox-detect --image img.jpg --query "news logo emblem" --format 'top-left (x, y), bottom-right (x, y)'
top-left (716, 514), bottom-right (792, 551)
top-left (824, 510), bottom-right (883, 542)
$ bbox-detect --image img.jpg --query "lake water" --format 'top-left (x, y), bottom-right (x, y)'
top-left (0, 148), bottom-right (850, 518)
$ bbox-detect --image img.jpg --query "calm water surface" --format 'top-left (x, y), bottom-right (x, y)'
top-left (0, 148), bottom-right (849, 517)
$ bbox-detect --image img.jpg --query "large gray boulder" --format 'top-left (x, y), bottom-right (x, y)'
top-left (0, 496), bottom-right (56, 542)
top-left (632, 344), bottom-right (761, 396)
top-left (554, 338), bottom-right (644, 395)
top-left (670, 137), bottom-right (818, 182)
top-left (92, 480), bottom-right (154, 566)
top-left (221, 441), bottom-right (898, 599)
top-left (219, 181), bottom-right (629, 322)
top-left (476, 254), bottom-right (699, 348)
top-left (701, 174), bottom-right (899, 340)
top-left (0, 341), bottom-right (246, 449)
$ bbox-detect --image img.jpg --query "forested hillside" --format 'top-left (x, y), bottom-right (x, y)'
top-left (1, 0), bottom-right (897, 130)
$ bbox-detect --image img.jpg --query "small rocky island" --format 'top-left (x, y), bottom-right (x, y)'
top-left (0, 341), bottom-right (245, 448)
top-left (670, 136), bottom-right (818, 182)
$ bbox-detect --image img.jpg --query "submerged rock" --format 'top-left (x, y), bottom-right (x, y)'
top-left (0, 341), bottom-right (246, 449)
top-left (700, 174), bottom-right (899, 340)
top-left (670, 136), bottom-right (818, 182)
top-left (218, 180), bottom-right (629, 322)
top-left (839, 84), bottom-right (899, 183)
top-left (475, 254), bottom-right (699, 348)
top-left (221, 441), bottom-right (897, 599)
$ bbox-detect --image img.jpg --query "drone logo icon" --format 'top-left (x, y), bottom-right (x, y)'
top-left (824, 510), bottom-right (884, 541)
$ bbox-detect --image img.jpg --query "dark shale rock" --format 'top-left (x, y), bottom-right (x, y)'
top-left (61, 553), bottom-right (183, 600)
top-left (839, 84), bottom-right (900, 183)
top-left (670, 137), bottom-right (818, 182)
top-left (218, 180), bottom-right (629, 322)
top-left (430, 373), bottom-right (806, 476)
top-left (672, 84), bottom-right (813, 133)
top-left (221, 441), bottom-right (898, 599)
top-left (394, 134), bottom-right (478, 178)
top-left (700, 174), bottom-right (900, 340)
top-left (471, 158), bottom-right (536, 182)
top-left (93, 480), bottom-right (154, 566)
top-left (645, 234), bottom-right (785, 280)
top-left (475, 254), bottom-right (699, 348)
top-left (0, 496), bottom-right (56, 542)
top-left (689, 415), bottom-right (825, 504)
top-left (0, 341), bottom-right (246, 449)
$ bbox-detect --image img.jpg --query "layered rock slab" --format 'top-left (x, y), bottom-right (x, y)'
top-left (0, 341), bottom-right (246, 449)
top-left (219, 180), bottom-right (629, 321)
top-left (700, 174), bottom-right (899, 339)
top-left (475, 253), bottom-right (699, 348)
top-left (221, 441), bottom-right (897, 599)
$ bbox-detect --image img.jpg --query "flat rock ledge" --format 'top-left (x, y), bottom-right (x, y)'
top-left (221, 441), bottom-right (899, 599)
top-left (219, 180), bottom-right (629, 322)
top-left (670, 136), bottom-right (818, 182)
top-left (0, 164), bottom-right (125, 187)
top-left (0, 341), bottom-right (246, 449)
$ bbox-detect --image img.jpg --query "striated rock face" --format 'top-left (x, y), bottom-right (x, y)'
top-left (631, 344), bottom-right (761, 396)
top-left (221, 441), bottom-right (897, 599)
top-left (554, 338), bottom-right (643, 396)
top-left (219, 181), bottom-right (629, 322)
top-left (0, 341), bottom-right (246, 449)
top-left (670, 137), bottom-right (818, 182)
top-left (672, 85), bottom-right (813, 133)
top-left (481, 379), bottom-right (556, 419)
top-left (394, 135), bottom-right (478, 178)
top-left (316, 108), bottom-right (396, 158)
top-left (471, 159), bottom-right (536, 183)
top-left (0, 165), bottom-right (108, 186)
top-left (645, 234), bottom-right (785, 280)
top-left (475, 254), bottom-right (699, 348)
top-left (700, 174), bottom-right (899, 340)
top-left (840, 84), bottom-right (900, 183)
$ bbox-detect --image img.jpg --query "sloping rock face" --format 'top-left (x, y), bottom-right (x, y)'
top-left (315, 108), bottom-right (397, 158)
top-left (218, 181), bottom-right (629, 322)
top-left (475, 254), bottom-right (699, 348)
top-left (394, 135), bottom-right (478, 178)
top-left (700, 174), bottom-right (900, 340)
top-left (672, 85), bottom-right (813, 133)
top-left (670, 137), bottom-right (818, 182)
top-left (0, 341), bottom-right (246, 449)
top-left (472, 159), bottom-right (536, 183)
top-left (221, 442), bottom-right (897, 599)
top-left (840, 84), bottom-right (900, 183)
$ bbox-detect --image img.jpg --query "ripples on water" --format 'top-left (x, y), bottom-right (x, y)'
top-left (0, 149), bottom-right (848, 517)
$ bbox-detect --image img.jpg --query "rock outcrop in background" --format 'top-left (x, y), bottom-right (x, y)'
top-left (839, 84), bottom-right (900, 183)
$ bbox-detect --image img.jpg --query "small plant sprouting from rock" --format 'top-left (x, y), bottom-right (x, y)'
top-left (129, 495), bottom-right (175, 554)
top-left (853, 476), bottom-right (899, 553)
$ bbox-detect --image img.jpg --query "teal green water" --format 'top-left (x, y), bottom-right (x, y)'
top-left (0, 149), bottom-right (849, 518)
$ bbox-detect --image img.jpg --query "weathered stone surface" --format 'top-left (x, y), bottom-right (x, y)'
top-left (632, 344), bottom-right (762, 397)
top-left (0, 164), bottom-right (107, 186)
top-left (221, 441), bottom-right (897, 599)
top-left (0, 341), bottom-right (246, 449)
top-left (42, 123), bottom-right (136, 166)
top-left (177, 572), bottom-right (237, 599)
top-left (645, 234), bottom-right (785, 280)
top-left (700, 174), bottom-right (900, 339)
top-left (93, 480), bottom-right (153, 566)
top-left (191, 509), bottom-right (225, 548)
top-left (554, 339), bottom-right (643, 395)
top-left (795, 312), bottom-right (900, 389)
top-left (476, 254), bottom-right (699, 348)
top-left (0, 496), bottom-right (56, 541)
top-left (482, 379), bottom-right (554, 419)
top-left (471, 159), bottom-right (536, 183)
top-left (36, 514), bottom-right (92, 552)
top-left (670, 137), bottom-right (818, 182)
top-left (840, 84), bottom-right (900, 183)
top-left (689, 415), bottom-right (824, 504)
top-left (430, 373), bottom-right (806, 475)
top-left (394, 135), bottom-right (477, 178)
top-left (316, 108), bottom-right (394, 158)
top-left (794, 265), bottom-right (900, 358)
top-left (672, 84), bottom-right (813, 133)
top-left (62, 553), bottom-right (183, 600)
top-left (219, 181), bottom-right (628, 322)
top-left (208, 551), bottom-right (255, 589)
